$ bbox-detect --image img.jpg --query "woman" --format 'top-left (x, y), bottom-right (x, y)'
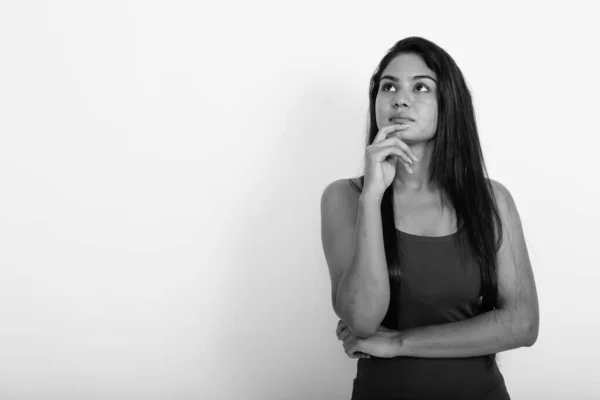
top-left (320, 37), bottom-right (539, 399)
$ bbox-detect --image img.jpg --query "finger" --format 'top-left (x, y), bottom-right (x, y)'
top-left (372, 124), bottom-right (411, 145)
top-left (336, 319), bottom-right (347, 336)
top-left (348, 349), bottom-right (363, 359)
top-left (340, 329), bottom-right (352, 342)
top-left (342, 336), bottom-right (354, 351)
top-left (345, 339), bottom-right (360, 356)
top-left (336, 324), bottom-right (346, 340)
top-left (338, 326), bottom-right (349, 341)
top-left (379, 147), bottom-right (415, 171)
top-left (377, 145), bottom-right (413, 165)
top-left (372, 124), bottom-right (410, 145)
top-left (370, 139), bottom-right (416, 165)
top-left (375, 137), bottom-right (418, 162)
top-left (336, 320), bottom-right (345, 336)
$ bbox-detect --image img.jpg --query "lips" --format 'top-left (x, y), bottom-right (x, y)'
top-left (390, 117), bottom-right (414, 123)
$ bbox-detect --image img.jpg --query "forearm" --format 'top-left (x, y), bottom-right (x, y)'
top-left (390, 308), bottom-right (534, 358)
top-left (337, 194), bottom-right (390, 336)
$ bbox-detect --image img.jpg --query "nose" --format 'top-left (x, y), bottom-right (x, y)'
top-left (393, 87), bottom-right (411, 108)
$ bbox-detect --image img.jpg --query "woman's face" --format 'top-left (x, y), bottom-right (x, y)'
top-left (375, 53), bottom-right (438, 144)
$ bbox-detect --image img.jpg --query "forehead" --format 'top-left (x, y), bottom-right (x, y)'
top-left (381, 53), bottom-right (437, 80)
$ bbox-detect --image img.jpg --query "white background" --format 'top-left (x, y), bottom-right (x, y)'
top-left (0, 1), bottom-right (598, 399)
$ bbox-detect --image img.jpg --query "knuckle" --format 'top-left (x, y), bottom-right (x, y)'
top-left (394, 138), bottom-right (407, 148)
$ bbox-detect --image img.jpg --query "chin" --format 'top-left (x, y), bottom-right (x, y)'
top-left (393, 129), bottom-right (417, 139)
top-left (396, 132), bottom-right (429, 146)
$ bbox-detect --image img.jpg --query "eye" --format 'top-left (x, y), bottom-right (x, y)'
top-left (415, 82), bottom-right (430, 92)
top-left (381, 82), bottom-right (395, 92)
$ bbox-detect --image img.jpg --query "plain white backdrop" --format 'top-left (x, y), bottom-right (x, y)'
top-left (0, 1), bottom-right (598, 399)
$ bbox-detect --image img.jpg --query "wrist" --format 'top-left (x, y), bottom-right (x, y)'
top-left (388, 330), bottom-right (407, 357)
top-left (359, 192), bottom-right (383, 205)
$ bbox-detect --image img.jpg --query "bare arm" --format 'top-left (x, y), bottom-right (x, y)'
top-left (338, 192), bottom-right (391, 336)
top-left (321, 180), bottom-right (390, 337)
top-left (386, 179), bottom-right (539, 357)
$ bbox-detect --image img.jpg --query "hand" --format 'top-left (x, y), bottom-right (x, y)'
top-left (336, 319), bottom-right (401, 359)
top-left (335, 319), bottom-right (370, 358)
top-left (363, 124), bottom-right (418, 199)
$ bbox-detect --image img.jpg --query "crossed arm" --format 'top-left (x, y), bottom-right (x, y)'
top-left (341, 180), bottom-right (539, 358)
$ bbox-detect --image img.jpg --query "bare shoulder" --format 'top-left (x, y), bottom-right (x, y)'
top-left (486, 178), bottom-right (527, 260)
top-left (487, 178), bottom-right (519, 221)
top-left (488, 178), bottom-right (509, 200)
top-left (320, 177), bottom-right (361, 238)
top-left (320, 177), bottom-right (361, 210)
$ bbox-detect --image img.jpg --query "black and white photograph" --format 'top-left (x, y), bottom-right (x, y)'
top-left (0, 1), bottom-right (597, 399)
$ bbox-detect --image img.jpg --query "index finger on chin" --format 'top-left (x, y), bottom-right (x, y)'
top-left (373, 124), bottom-right (409, 144)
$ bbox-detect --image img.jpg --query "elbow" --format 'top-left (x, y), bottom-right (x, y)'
top-left (345, 307), bottom-right (385, 337)
top-left (523, 321), bottom-right (539, 347)
top-left (347, 319), bottom-right (378, 338)
top-left (505, 302), bottom-right (539, 347)
top-left (335, 296), bottom-right (386, 338)
top-left (521, 313), bottom-right (539, 347)
top-left (335, 303), bottom-right (381, 338)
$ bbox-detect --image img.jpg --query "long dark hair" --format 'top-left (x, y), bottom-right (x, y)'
top-left (357, 37), bottom-right (503, 370)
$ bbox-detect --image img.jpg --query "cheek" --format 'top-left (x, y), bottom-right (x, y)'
top-left (374, 97), bottom-right (388, 126)
top-left (414, 97), bottom-right (436, 107)
top-left (414, 99), bottom-right (438, 127)
top-left (375, 95), bottom-right (385, 112)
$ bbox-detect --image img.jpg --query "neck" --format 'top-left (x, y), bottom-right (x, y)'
top-left (392, 140), bottom-right (436, 195)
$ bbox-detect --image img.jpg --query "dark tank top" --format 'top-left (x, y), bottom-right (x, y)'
top-left (347, 178), bottom-right (510, 400)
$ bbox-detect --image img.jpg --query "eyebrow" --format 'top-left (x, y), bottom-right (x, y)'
top-left (381, 74), bottom-right (438, 84)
